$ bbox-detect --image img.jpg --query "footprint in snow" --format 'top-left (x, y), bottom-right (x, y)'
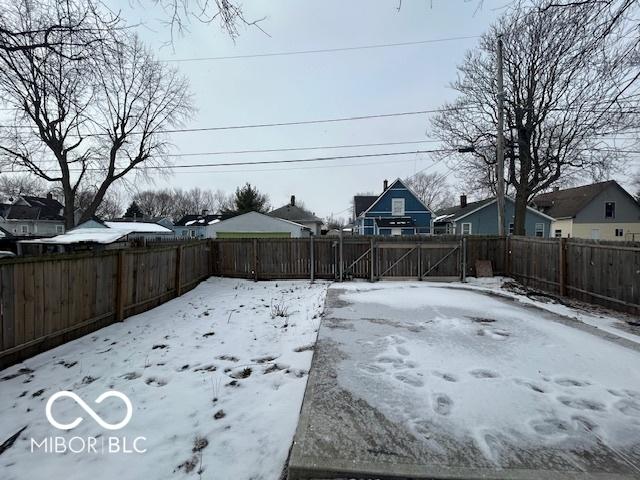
top-left (555, 377), bottom-right (590, 387)
top-left (557, 396), bottom-right (605, 412)
top-left (394, 373), bottom-right (424, 387)
top-left (614, 399), bottom-right (640, 417)
top-left (514, 379), bottom-right (546, 393)
top-left (432, 371), bottom-right (458, 382)
top-left (145, 377), bottom-right (167, 387)
top-left (470, 369), bottom-right (500, 379)
top-left (432, 393), bottom-right (453, 415)
top-left (530, 417), bottom-right (571, 436)
top-left (121, 372), bottom-right (141, 380)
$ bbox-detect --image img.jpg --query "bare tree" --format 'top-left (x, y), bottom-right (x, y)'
top-left (0, 1), bottom-right (192, 228)
top-left (431, 0), bottom-right (639, 234)
top-left (132, 187), bottom-right (232, 221)
top-left (405, 172), bottom-right (455, 211)
top-left (0, 175), bottom-right (46, 199)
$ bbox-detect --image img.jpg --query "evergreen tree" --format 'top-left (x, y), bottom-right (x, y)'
top-left (124, 201), bottom-right (144, 219)
top-left (225, 183), bottom-right (269, 215)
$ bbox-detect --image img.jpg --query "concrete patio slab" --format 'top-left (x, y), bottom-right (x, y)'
top-left (288, 283), bottom-right (640, 480)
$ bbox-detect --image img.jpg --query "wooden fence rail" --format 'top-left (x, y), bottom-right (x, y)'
top-left (1, 235), bottom-right (637, 369)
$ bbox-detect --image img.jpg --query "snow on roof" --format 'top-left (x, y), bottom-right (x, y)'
top-left (208, 219), bottom-right (220, 225)
top-left (104, 221), bottom-right (171, 233)
top-left (19, 228), bottom-right (131, 245)
top-left (433, 213), bottom-right (455, 222)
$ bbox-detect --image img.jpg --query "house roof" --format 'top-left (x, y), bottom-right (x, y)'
top-left (19, 228), bottom-right (131, 245)
top-left (22, 195), bottom-right (64, 212)
top-left (103, 221), bottom-right (172, 233)
top-left (375, 216), bottom-right (416, 228)
top-left (434, 198), bottom-right (496, 222)
top-left (174, 214), bottom-right (225, 226)
top-left (353, 196), bottom-right (378, 217)
top-left (268, 204), bottom-right (323, 224)
top-left (531, 180), bottom-right (620, 219)
top-left (0, 203), bottom-right (64, 221)
top-left (210, 211), bottom-right (311, 231)
top-left (359, 178), bottom-right (435, 217)
top-left (435, 196), bottom-right (555, 223)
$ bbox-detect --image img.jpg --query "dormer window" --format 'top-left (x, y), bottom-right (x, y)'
top-left (391, 198), bottom-right (405, 216)
top-left (605, 201), bottom-right (615, 219)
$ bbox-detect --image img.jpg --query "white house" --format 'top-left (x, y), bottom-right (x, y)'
top-left (208, 211), bottom-right (311, 238)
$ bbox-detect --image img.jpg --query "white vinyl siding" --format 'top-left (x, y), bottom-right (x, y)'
top-left (391, 198), bottom-right (405, 216)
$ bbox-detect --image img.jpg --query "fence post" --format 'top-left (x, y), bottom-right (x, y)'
top-left (339, 230), bottom-right (344, 282)
top-left (310, 236), bottom-right (315, 283)
top-left (253, 238), bottom-right (258, 282)
top-left (115, 250), bottom-right (126, 321)
top-left (370, 237), bottom-right (375, 282)
top-left (461, 237), bottom-right (467, 282)
top-left (417, 239), bottom-right (422, 281)
top-left (175, 245), bottom-right (183, 297)
top-left (208, 239), bottom-right (214, 276)
top-left (505, 236), bottom-right (511, 276)
top-left (559, 238), bottom-right (567, 296)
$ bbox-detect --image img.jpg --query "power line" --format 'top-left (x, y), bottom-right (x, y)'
top-left (161, 35), bottom-right (482, 63)
top-left (4, 148), bottom-right (451, 174)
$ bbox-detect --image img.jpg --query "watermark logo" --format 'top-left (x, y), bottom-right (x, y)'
top-left (32, 390), bottom-right (146, 455)
top-left (45, 391), bottom-right (133, 430)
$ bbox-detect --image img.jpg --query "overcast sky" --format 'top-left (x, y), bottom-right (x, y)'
top-left (115, 1), bottom-right (507, 219)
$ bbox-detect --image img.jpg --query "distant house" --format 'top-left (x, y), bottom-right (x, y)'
top-left (0, 193), bottom-right (65, 238)
top-left (208, 211), bottom-right (310, 238)
top-left (269, 196), bottom-right (323, 235)
top-left (434, 195), bottom-right (554, 237)
top-left (353, 179), bottom-right (432, 236)
top-left (18, 218), bottom-right (173, 254)
top-left (174, 211), bottom-right (226, 239)
top-left (532, 180), bottom-right (640, 241)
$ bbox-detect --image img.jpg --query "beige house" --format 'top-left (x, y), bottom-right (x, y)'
top-left (532, 181), bottom-right (640, 241)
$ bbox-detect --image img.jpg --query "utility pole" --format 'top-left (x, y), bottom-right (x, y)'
top-left (496, 34), bottom-right (506, 236)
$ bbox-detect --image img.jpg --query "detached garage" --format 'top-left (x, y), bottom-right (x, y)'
top-left (209, 211), bottom-right (311, 239)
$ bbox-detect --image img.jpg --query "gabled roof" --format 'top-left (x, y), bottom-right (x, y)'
top-left (531, 180), bottom-right (628, 219)
top-left (268, 204), bottom-right (322, 224)
top-left (434, 198), bottom-right (496, 222)
top-left (435, 197), bottom-right (555, 222)
top-left (22, 195), bottom-right (63, 212)
top-left (0, 203), bottom-right (64, 221)
top-left (353, 196), bottom-right (378, 217)
top-left (359, 178), bottom-right (434, 217)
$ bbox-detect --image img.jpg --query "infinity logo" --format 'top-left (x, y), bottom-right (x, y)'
top-left (45, 391), bottom-right (133, 431)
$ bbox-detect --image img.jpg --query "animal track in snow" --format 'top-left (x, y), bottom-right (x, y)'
top-left (395, 346), bottom-right (410, 356)
top-left (145, 377), bottom-right (167, 387)
top-left (514, 379), bottom-right (546, 393)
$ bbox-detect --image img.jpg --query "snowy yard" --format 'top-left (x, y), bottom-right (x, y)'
top-left (0, 278), bottom-right (328, 480)
top-left (290, 280), bottom-right (640, 479)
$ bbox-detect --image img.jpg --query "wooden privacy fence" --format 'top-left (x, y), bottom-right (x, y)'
top-left (0, 241), bottom-right (211, 369)
top-left (508, 236), bottom-right (640, 315)
top-left (1, 234), bottom-right (637, 369)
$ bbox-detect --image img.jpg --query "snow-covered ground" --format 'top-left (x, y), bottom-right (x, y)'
top-left (0, 278), bottom-right (328, 480)
top-left (461, 276), bottom-right (640, 345)
top-left (327, 281), bottom-right (640, 470)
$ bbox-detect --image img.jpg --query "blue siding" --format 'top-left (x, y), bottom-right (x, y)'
top-left (454, 199), bottom-right (551, 237)
top-left (358, 179), bottom-right (432, 235)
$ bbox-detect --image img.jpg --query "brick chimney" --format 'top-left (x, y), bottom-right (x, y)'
top-left (460, 194), bottom-right (467, 208)
top-left (290, 195), bottom-right (296, 206)
top-left (383, 179), bottom-right (388, 191)
top-left (202, 209), bottom-right (209, 216)
top-left (46, 192), bottom-right (53, 200)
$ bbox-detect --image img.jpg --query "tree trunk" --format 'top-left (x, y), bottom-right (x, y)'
top-left (513, 190), bottom-right (528, 236)
top-left (62, 185), bottom-right (75, 229)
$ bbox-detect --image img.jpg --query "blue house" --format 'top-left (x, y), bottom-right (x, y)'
top-left (353, 179), bottom-right (433, 236)
top-left (433, 195), bottom-right (554, 237)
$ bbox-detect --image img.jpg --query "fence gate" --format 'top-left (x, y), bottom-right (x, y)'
top-left (375, 240), bottom-right (462, 281)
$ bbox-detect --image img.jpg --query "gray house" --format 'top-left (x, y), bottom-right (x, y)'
top-left (0, 194), bottom-right (65, 238)
top-left (434, 195), bottom-right (554, 237)
top-left (269, 196), bottom-right (323, 235)
top-left (532, 180), bottom-right (640, 241)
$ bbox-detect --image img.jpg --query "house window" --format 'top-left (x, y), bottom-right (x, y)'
top-left (605, 201), bottom-right (616, 219)
top-left (509, 223), bottom-right (514, 235)
top-left (391, 198), bottom-right (405, 216)
top-left (461, 223), bottom-right (472, 235)
top-left (615, 228), bottom-right (624, 237)
top-left (535, 223), bottom-right (545, 237)
top-left (554, 229), bottom-right (562, 238)
top-left (20, 225), bottom-right (28, 234)
top-left (189, 229), bottom-right (196, 238)
top-left (56, 225), bottom-right (64, 233)
top-left (391, 228), bottom-right (402, 236)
